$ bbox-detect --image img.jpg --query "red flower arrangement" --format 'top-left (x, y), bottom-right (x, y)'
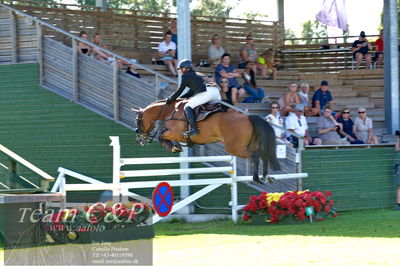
top-left (242, 190), bottom-right (336, 224)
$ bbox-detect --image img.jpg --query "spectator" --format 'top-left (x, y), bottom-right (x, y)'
top-left (286, 104), bottom-right (321, 146)
top-left (126, 59), bottom-right (141, 79)
top-left (215, 53), bottom-right (245, 99)
top-left (92, 33), bottom-right (110, 63)
top-left (220, 78), bottom-right (237, 111)
top-left (375, 29), bottom-right (384, 68)
top-left (238, 34), bottom-right (257, 72)
top-left (395, 139), bottom-right (400, 210)
top-left (265, 101), bottom-right (285, 141)
top-left (354, 107), bottom-right (379, 144)
top-left (256, 49), bottom-right (279, 80)
top-left (241, 61), bottom-right (265, 103)
top-left (317, 106), bottom-right (349, 145)
top-left (169, 18), bottom-right (178, 58)
top-left (298, 82), bottom-right (319, 117)
top-left (278, 82), bottom-right (301, 116)
top-left (352, 31), bottom-right (373, 69)
top-left (158, 31), bottom-right (178, 76)
top-left (208, 34), bottom-right (225, 66)
top-left (77, 31), bottom-right (92, 55)
top-left (336, 108), bottom-right (364, 144)
top-left (312, 80), bottom-right (334, 114)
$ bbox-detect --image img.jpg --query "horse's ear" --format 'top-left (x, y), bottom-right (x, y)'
top-left (131, 108), bottom-right (142, 113)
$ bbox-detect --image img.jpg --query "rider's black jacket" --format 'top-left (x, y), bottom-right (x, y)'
top-left (169, 69), bottom-right (207, 101)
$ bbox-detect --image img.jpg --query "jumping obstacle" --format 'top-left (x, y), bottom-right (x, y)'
top-left (52, 136), bottom-right (308, 223)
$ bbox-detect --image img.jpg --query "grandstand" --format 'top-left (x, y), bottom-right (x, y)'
top-left (0, 0), bottom-right (398, 211)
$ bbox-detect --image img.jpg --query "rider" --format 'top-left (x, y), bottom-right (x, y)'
top-left (166, 59), bottom-right (221, 136)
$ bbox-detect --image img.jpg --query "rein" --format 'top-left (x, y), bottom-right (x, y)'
top-left (143, 103), bottom-right (169, 143)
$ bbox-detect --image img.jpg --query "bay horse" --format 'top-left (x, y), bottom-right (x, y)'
top-left (134, 99), bottom-right (280, 183)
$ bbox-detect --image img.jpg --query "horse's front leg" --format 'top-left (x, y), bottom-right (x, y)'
top-left (158, 136), bottom-right (182, 153)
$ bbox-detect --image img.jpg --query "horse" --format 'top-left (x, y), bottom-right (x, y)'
top-left (134, 99), bottom-right (280, 183)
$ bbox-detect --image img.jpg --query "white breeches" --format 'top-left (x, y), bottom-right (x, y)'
top-left (186, 86), bottom-right (221, 109)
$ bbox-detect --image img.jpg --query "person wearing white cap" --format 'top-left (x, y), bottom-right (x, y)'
top-left (126, 59), bottom-right (140, 79)
top-left (354, 107), bottom-right (378, 144)
top-left (286, 104), bottom-right (321, 146)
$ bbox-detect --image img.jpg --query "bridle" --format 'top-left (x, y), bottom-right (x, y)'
top-left (135, 103), bottom-right (168, 146)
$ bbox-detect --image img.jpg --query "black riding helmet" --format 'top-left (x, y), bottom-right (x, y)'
top-left (177, 59), bottom-right (192, 70)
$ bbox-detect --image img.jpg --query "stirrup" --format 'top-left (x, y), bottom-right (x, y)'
top-left (184, 128), bottom-right (199, 137)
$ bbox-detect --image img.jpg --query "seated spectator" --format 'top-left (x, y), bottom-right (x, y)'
top-left (92, 33), bottom-right (110, 63)
top-left (317, 106), bottom-right (349, 145)
top-left (77, 31), bottom-right (92, 55)
top-left (208, 34), bottom-right (225, 66)
top-left (126, 59), bottom-right (141, 79)
top-left (158, 31), bottom-right (178, 76)
top-left (238, 34), bottom-right (257, 72)
top-left (278, 82), bottom-right (301, 116)
top-left (220, 78), bottom-right (238, 111)
top-left (375, 29), bottom-right (384, 68)
top-left (352, 31), bottom-right (373, 69)
top-left (169, 18), bottom-right (178, 58)
top-left (354, 107), bottom-right (379, 144)
top-left (311, 80), bottom-right (333, 114)
top-left (256, 49), bottom-right (279, 80)
top-left (286, 104), bottom-right (321, 146)
top-left (241, 61), bottom-right (265, 103)
top-left (298, 82), bottom-right (319, 117)
top-left (336, 108), bottom-right (364, 144)
top-left (215, 53), bottom-right (245, 99)
top-left (265, 101), bottom-right (285, 142)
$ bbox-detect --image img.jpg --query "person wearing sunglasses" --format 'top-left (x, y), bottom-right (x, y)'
top-left (238, 34), bottom-right (257, 71)
top-left (336, 108), bottom-right (364, 144)
top-left (220, 78), bottom-right (237, 111)
top-left (317, 106), bottom-right (349, 145)
top-left (265, 101), bottom-right (285, 141)
top-left (354, 107), bottom-right (378, 144)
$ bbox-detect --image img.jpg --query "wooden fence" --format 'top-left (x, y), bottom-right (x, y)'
top-left (8, 3), bottom-right (284, 64)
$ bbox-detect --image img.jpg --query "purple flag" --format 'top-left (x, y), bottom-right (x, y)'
top-left (316, 0), bottom-right (347, 31)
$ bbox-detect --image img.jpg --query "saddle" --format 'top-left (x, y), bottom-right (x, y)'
top-left (176, 101), bottom-right (223, 122)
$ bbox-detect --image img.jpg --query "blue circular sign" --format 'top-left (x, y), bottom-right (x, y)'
top-left (152, 182), bottom-right (174, 217)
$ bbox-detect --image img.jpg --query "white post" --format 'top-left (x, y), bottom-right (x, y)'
top-left (36, 23), bottom-right (43, 86)
top-left (113, 56), bottom-right (119, 120)
top-left (72, 39), bottom-right (79, 102)
top-left (231, 156), bottom-right (238, 223)
top-left (109, 136), bottom-right (121, 198)
top-left (10, 11), bottom-right (17, 63)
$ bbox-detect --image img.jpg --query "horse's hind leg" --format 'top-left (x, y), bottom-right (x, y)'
top-left (251, 153), bottom-right (261, 183)
top-left (263, 159), bottom-right (274, 184)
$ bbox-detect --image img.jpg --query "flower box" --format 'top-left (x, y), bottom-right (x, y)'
top-left (243, 190), bottom-right (337, 225)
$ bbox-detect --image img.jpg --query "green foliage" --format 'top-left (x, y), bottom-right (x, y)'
top-left (301, 19), bottom-right (328, 44)
top-left (242, 11), bottom-right (268, 21)
top-left (284, 28), bottom-right (298, 45)
top-left (76, 0), bottom-right (171, 12)
top-left (191, 0), bottom-right (239, 18)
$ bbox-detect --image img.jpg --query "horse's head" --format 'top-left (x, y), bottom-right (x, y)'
top-left (133, 101), bottom-right (167, 146)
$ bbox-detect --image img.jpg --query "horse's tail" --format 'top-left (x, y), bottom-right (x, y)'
top-left (248, 115), bottom-right (281, 171)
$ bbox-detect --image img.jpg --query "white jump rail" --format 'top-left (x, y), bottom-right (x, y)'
top-left (53, 136), bottom-right (308, 223)
top-left (0, 144), bottom-right (54, 181)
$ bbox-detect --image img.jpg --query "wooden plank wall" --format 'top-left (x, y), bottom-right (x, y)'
top-left (302, 147), bottom-right (399, 211)
top-left (42, 37), bottom-right (156, 125)
top-left (0, 6), bottom-right (38, 64)
top-left (10, 5), bottom-right (284, 64)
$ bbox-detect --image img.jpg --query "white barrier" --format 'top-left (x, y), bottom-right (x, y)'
top-left (52, 136), bottom-right (308, 223)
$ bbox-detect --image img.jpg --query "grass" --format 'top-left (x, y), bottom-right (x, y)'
top-left (153, 208), bottom-right (400, 265)
top-left (1, 209), bottom-right (399, 265)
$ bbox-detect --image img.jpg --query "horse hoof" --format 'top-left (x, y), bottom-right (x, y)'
top-left (267, 177), bottom-right (275, 184)
top-left (172, 146), bottom-right (182, 153)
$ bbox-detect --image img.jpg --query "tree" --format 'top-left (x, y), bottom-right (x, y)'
top-left (191, 0), bottom-right (239, 18)
top-left (301, 19), bottom-right (328, 44)
top-left (284, 28), bottom-right (298, 45)
top-left (243, 11), bottom-right (268, 21)
top-left (76, 0), bottom-right (171, 12)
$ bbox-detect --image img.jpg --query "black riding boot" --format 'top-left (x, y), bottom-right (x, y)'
top-left (184, 106), bottom-right (199, 136)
